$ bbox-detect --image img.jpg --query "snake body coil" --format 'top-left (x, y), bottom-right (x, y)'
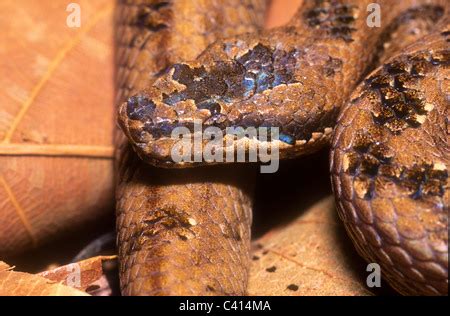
top-left (115, 0), bottom-right (266, 295)
top-left (117, 0), bottom-right (449, 295)
top-left (331, 27), bottom-right (449, 295)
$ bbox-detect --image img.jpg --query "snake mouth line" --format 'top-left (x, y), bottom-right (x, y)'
top-left (119, 97), bottom-right (335, 171)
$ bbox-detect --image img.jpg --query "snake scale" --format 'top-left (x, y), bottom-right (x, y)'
top-left (116, 0), bottom-right (449, 295)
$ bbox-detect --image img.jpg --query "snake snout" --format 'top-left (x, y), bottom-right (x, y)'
top-left (126, 95), bottom-right (156, 121)
top-left (118, 94), bottom-right (156, 149)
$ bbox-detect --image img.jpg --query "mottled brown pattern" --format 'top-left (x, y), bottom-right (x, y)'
top-left (115, 0), bottom-right (267, 295)
top-left (304, 0), bottom-right (357, 42)
top-left (367, 50), bottom-right (448, 134)
top-left (116, 0), bottom-right (449, 296)
top-left (331, 29), bottom-right (449, 295)
top-left (118, 0), bottom-right (448, 168)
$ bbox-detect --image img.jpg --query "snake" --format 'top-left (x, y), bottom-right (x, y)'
top-left (115, 0), bottom-right (266, 296)
top-left (115, 0), bottom-right (449, 295)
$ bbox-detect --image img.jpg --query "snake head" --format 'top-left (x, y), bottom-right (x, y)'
top-left (118, 36), bottom-right (342, 167)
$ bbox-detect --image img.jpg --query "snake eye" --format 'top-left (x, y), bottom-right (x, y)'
top-left (279, 133), bottom-right (295, 145)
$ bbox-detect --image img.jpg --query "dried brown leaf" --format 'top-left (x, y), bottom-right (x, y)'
top-left (0, 0), bottom-right (115, 256)
top-left (38, 255), bottom-right (117, 296)
top-left (248, 196), bottom-right (373, 296)
top-left (0, 261), bottom-right (89, 296)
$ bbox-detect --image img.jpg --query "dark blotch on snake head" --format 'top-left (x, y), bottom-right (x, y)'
top-left (127, 95), bottom-right (156, 121)
top-left (163, 62), bottom-right (242, 107)
top-left (137, 44), bottom-right (300, 140)
top-left (163, 44), bottom-right (298, 110)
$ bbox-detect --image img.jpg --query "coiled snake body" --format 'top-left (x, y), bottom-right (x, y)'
top-left (116, 0), bottom-right (449, 295)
